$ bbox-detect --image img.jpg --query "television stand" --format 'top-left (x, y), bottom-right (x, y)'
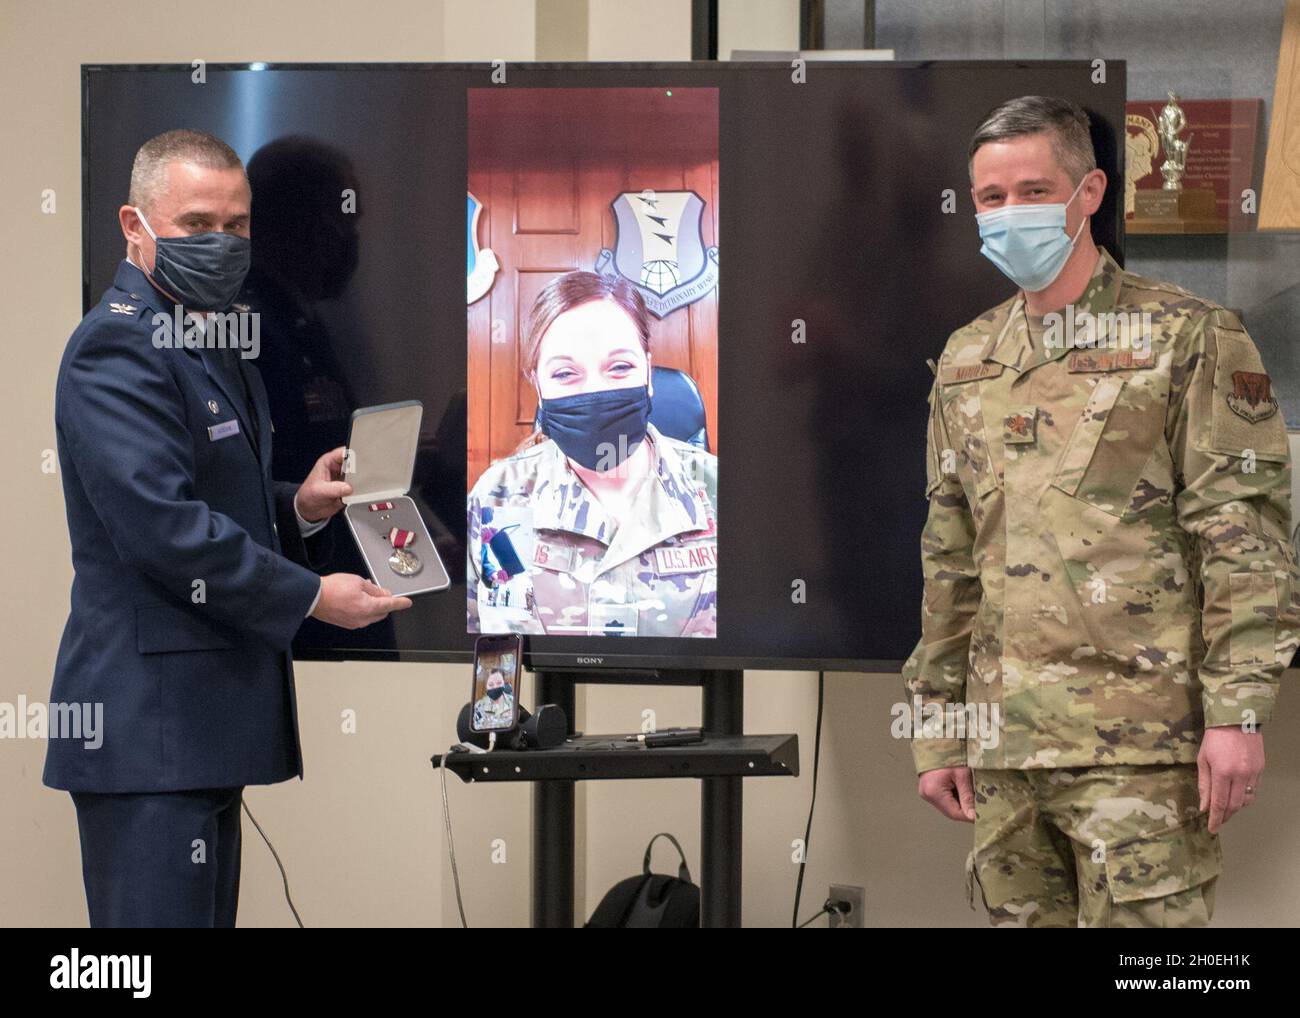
top-left (433, 668), bottom-right (799, 928)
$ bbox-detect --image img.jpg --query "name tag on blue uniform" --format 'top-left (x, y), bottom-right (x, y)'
top-left (207, 419), bottom-right (240, 442)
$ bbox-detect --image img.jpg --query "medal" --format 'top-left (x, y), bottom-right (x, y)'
top-left (389, 548), bottom-right (422, 576)
top-left (386, 527), bottom-right (421, 576)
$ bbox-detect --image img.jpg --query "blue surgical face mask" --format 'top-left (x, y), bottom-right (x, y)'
top-left (975, 176), bottom-right (1089, 293)
top-left (135, 207), bottom-right (251, 311)
top-left (538, 384), bottom-right (652, 471)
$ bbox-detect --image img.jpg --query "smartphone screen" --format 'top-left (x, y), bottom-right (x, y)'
top-left (471, 635), bottom-right (522, 733)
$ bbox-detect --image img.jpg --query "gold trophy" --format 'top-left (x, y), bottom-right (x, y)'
top-left (1158, 92), bottom-right (1191, 189)
top-left (1130, 92), bottom-right (1225, 232)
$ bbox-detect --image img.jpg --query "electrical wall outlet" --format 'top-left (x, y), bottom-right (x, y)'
top-left (828, 884), bottom-right (865, 928)
top-left (826, 884), bottom-right (868, 930)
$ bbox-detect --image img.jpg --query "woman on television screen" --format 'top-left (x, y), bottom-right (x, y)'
top-left (467, 270), bottom-right (717, 638)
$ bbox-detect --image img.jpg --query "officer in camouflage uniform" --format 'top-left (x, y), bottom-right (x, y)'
top-left (903, 96), bottom-right (1299, 927)
top-left (467, 421), bottom-right (718, 638)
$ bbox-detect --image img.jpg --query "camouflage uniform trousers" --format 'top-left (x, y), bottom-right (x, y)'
top-left (966, 764), bottom-right (1221, 928)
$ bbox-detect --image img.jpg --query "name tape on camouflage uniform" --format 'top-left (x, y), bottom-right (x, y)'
top-left (940, 361), bottom-right (1003, 384)
top-left (533, 540), bottom-right (578, 574)
top-left (655, 542), bottom-right (717, 575)
top-left (1066, 349), bottom-right (1156, 373)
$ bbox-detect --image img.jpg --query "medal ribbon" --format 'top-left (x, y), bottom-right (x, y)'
top-left (388, 528), bottom-right (416, 549)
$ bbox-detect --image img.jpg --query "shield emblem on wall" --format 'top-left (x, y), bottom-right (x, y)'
top-left (595, 190), bottom-right (719, 319)
top-left (467, 192), bottom-right (499, 305)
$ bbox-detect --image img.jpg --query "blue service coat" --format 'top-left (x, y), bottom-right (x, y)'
top-left (46, 260), bottom-right (322, 792)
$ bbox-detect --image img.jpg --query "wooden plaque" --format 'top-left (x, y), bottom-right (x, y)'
top-left (1125, 99), bottom-right (1263, 233)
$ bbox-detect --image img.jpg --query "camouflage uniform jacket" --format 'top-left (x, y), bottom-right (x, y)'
top-left (467, 423), bottom-right (718, 637)
top-left (472, 692), bottom-right (515, 729)
top-left (904, 248), bottom-right (1299, 772)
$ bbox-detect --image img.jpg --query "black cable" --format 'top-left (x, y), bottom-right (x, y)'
top-left (797, 899), bottom-right (836, 928)
top-left (241, 797), bottom-right (304, 928)
top-left (791, 670), bottom-right (825, 928)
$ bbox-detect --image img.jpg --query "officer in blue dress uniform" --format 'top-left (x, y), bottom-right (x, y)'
top-left (47, 129), bottom-right (411, 927)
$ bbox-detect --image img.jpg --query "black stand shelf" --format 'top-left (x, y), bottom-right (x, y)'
top-left (431, 668), bottom-right (799, 928)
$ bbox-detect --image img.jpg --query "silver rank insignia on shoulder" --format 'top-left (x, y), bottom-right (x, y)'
top-left (207, 400), bottom-right (220, 414)
top-left (109, 302), bottom-right (137, 315)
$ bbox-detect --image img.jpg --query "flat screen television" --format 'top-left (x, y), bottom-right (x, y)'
top-left (81, 60), bottom-right (1125, 671)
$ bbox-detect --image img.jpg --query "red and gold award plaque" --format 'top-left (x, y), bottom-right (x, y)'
top-left (1126, 95), bottom-right (1264, 233)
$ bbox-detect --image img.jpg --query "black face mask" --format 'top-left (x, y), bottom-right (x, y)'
top-left (486, 685), bottom-right (509, 701)
top-left (137, 207), bottom-right (251, 311)
top-left (538, 385), bottom-right (652, 471)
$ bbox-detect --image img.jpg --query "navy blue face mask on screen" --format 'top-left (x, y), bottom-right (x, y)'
top-left (135, 207), bottom-right (251, 312)
top-left (538, 384), bottom-right (652, 471)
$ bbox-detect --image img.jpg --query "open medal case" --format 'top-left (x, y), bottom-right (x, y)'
top-left (343, 401), bottom-right (450, 597)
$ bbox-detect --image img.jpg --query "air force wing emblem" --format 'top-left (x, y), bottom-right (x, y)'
top-left (1227, 370), bottom-right (1279, 423)
top-left (595, 190), bottom-right (719, 319)
top-left (467, 192), bottom-right (499, 306)
top-left (109, 302), bottom-right (137, 315)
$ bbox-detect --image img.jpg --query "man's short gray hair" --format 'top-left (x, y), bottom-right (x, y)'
top-left (128, 129), bottom-right (245, 211)
top-left (968, 95), bottom-right (1096, 184)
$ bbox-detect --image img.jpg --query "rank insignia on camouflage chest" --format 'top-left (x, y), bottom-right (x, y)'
top-left (1226, 370), bottom-right (1279, 423)
top-left (1003, 406), bottom-right (1037, 444)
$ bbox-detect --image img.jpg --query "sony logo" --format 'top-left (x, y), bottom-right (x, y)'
top-left (576, 656), bottom-right (604, 665)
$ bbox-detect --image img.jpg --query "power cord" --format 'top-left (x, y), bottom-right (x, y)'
top-left (791, 671), bottom-right (825, 928)
top-left (242, 797), bottom-right (304, 928)
top-left (440, 758), bottom-right (469, 928)
top-left (797, 897), bottom-right (851, 928)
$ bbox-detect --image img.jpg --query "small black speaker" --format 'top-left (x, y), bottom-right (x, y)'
top-left (518, 703), bottom-right (567, 749)
top-left (456, 703), bottom-right (567, 750)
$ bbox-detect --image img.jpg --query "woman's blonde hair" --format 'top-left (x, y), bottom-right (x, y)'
top-left (513, 270), bottom-right (652, 454)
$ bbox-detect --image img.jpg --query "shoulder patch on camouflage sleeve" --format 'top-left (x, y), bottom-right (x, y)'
top-left (1204, 324), bottom-right (1289, 462)
top-left (1226, 371), bottom-right (1278, 423)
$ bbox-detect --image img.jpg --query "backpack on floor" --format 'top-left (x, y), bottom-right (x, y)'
top-left (585, 832), bottom-right (700, 928)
